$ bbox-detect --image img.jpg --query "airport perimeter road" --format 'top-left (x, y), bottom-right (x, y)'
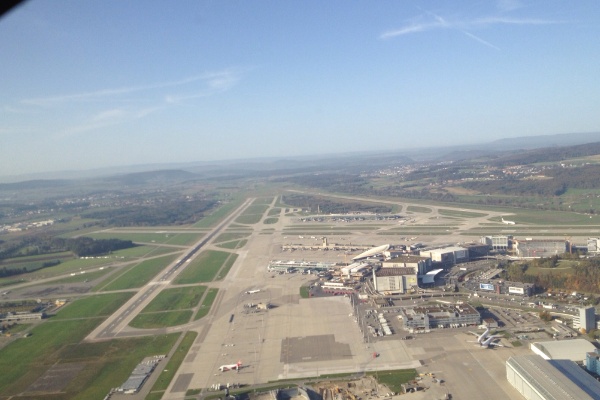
top-left (84, 198), bottom-right (255, 342)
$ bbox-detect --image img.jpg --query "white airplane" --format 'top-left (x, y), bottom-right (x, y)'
top-left (480, 335), bottom-right (503, 348)
top-left (501, 217), bottom-right (516, 225)
top-left (245, 289), bottom-right (260, 294)
top-left (219, 360), bottom-right (242, 372)
top-left (469, 327), bottom-right (503, 348)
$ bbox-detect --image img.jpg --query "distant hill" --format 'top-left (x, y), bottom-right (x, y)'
top-left (100, 169), bottom-right (199, 185)
top-left (0, 179), bottom-right (72, 191)
top-left (2, 131), bottom-right (600, 184)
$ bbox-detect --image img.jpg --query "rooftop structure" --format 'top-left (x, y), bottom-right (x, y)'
top-left (372, 267), bottom-right (417, 294)
top-left (530, 339), bottom-right (596, 363)
top-left (419, 246), bottom-right (468, 266)
top-left (513, 239), bottom-right (569, 258)
top-left (481, 235), bottom-right (512, 251)
top-left (352, 244), bottom-right (391, 261)
top-left (586, 349), bottom-right (600, 376)
top-left (422, 268), bottom-right (443, 284)
top-left (382, 255), bottom-right (431, 275)
top-left (398, 303), bottom-right (480, 330)
top-left (267, 260), bottom-right (336, 273)
top-left (507, 354), bottom-right (600, 400)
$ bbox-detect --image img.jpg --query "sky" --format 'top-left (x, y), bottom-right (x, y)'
top-left (2, 0), bottom-right (600, 178)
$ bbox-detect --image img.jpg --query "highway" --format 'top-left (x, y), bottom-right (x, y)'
top-left (84, 198), bottom-right (255, 342)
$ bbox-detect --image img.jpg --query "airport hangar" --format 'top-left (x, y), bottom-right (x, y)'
top-left (507, 354), bottom-right (600, 400)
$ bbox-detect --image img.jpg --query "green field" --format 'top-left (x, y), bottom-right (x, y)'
top-left (50, 267), bottom-right (112, 284)
top-left (268, 207), bottom-right (281, 216)
top-left (234, 204), bottom-right (269, 225)
top-left (174, 250), bottom-right (237, 284)
top-left (216, 239), bottom-right (247, 249)
top-left (0, 318), bottom-right (102, 396)
top-left (263, 217), bottom-right (279, 224)
top-left (142, 286), bottom-right (207, 312)
top-left (252, 197), bottom-right (275, 205)
top-left (194, 288), bottom-right (219, 320)
top-left (129, 310), bottom-right (193, 329)
top-left (406, 206), bottom-right (432, 213)
top-left (98, 254), bottom-right (179, 291)
top-left (193, 198), bottom-right (245, 228)
top-left (86, 231), bottom-right (203, 246)
top-left (0, 292), bottom-right (136, 397)
top-left (53, 292), bottom-right (134, 320)
top-left (235, 214), bottom-right (264, 224)
top-left (438, 209), bottom-right (487, 218)
top-left (368, 369), bottom-right (417, 393)
top-left (147, 331), bottom-right (198, 397)
top-left (0, 257), bottom-right (116, 284)
top-left (213, 232), bottom-right (250, 243)
top-left (215, 253), bottom-right (238, 280)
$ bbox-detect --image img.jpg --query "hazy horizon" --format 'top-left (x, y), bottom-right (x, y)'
top-left (2, 1), bottom-right (600, 177)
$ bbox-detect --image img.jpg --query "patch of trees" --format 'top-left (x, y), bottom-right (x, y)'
top-left (0, 235), bottom-right (135, 261)
top-left (53, 237), bottom-right (135, 257)
top-left (281, 194), bottom-right (392, 214)
top-left (277, 173), bottom-right (370, 194)
top-left (504, 256), bottom-right (600, 294)
top-left (490, 142), bottom-right (600, 167)
top-left (83, 199), bottom-right (217, 226)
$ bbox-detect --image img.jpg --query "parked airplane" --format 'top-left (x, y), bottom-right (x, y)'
top-left (219, 361), bottom-right (242, 371)
top-left (501, 217), bottom-right (516, 225)
top-left (245, 289), bottom-right (261, 294)
top-left (480, 334), bottom-right (503, 348)
top-left (469, 327), bottom-right (503, 348)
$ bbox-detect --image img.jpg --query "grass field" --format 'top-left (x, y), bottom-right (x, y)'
top-left (52, 292), bottom-right (134, 319)
top-left (65, 334), bottom-right (179, 400)
top-left (174, 250), bottom-right (236, 284)
top-left (147, 331), bottom-right (198, 398)
top-left (213, 232), bottom-right (250, 243)
top-left (142, 286), bottom-right (207, 312)
top-left (194, 288), bottom-right (219, 320)
top-left (234, 204), bottom-right (269, 225)
top-left (50, 267), bottom-right (112, 284)
top-left (300, 286), bottom-right (310, 298)
top-left (406, 206), bottom-right (432, 213)
top-left (437, 209), bottom-right (487, 218)
top-left (86, 231), bottom-right (203, 246)
top-left (215, 253), bottom-right (238, 280)
top-left (0, 257), bottom-right (115, 284)
top-left (252, 197), bottom-right (275, 205)
top-left (0, 318), bottom-right (101, 396)
top-left (268, 207), bottom-right (281, 216)
top-left (216, 239), bottom-right (247, 249)
top-left (0, 292), bottom-right (135, 397)
top-left (367, 369), bottom-right (417, 393)
top-left (98, 254), bottom-right (179, 291)
top-left (193, 198), bottom-right (246, 228)
top-left (263, 217), bottom-right (279, 224)
top-left (129, 310), bottom-right (193, 329)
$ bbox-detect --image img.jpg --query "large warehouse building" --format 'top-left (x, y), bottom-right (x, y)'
top-left (372, 267), bottom-right (418, 294)
top-left (506, 354), bottom-right (600, 400)
top-left (381, 255), bottom-right (432, 275)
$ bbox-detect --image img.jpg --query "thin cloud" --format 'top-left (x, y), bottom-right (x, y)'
top-left (165, 68), bottom-right (242, 104)
top-left (460, 30), bottom-right (501, 50)
top-left (474, 16), bottom-right (562, 26)
top-left (380, 10), bottom-right (563, 49)
top-left (22, 69), bottom-right (242, 107)
top-left (56, 106), bottom-right (162, 139)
